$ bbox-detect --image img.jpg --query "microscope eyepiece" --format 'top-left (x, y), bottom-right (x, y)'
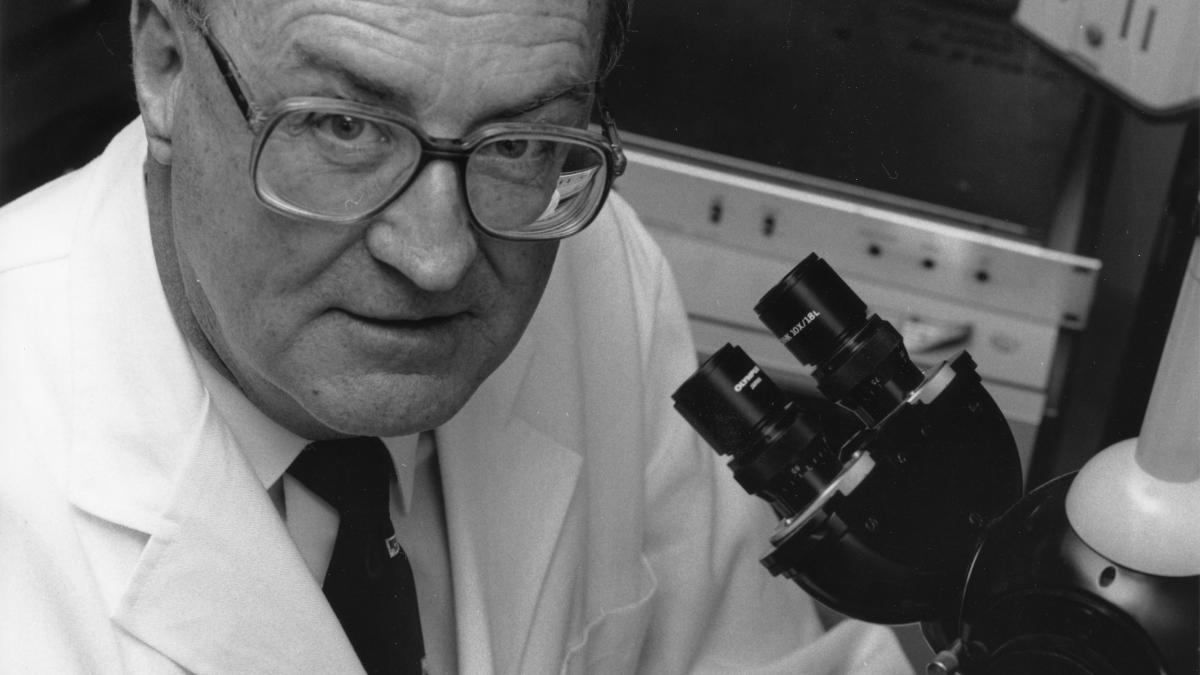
top-left (754, 253), bottom-right (867, 368)
top-left (671, 344), bottom-right (792, 457)
top-left (755, 253), bottom-right (923, 425)
top-left (673, 344), bottom-right (834, 517)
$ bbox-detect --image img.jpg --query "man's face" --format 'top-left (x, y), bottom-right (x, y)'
top-left (164, 0), bottom-right (602, 438)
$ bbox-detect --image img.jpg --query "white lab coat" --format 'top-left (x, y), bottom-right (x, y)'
top-left (0, 121), bottom-right (910, 674)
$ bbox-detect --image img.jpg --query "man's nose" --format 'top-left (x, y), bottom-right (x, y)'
top-left (364, 161), bottom-right (479, 292)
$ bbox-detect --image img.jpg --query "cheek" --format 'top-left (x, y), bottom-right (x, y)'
top-left (171, 136), bottom-right (331, 358)
top-left (173, 184), bottom-right (270, 321)
top-left (182, 223), bottom-right (332, 359)
top-left (496, 239), bottom-right (558, 292)
top-left (171, 108), bottom-right (261, 282)
top-left (484, 239), bottom-right (559, 327)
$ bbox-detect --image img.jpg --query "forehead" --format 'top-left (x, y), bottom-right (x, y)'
top-left (212, 0), bottom-right (603, 125)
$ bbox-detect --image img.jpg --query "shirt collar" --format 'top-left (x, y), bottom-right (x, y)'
top-left (190, 348), bottom-right (422, 513)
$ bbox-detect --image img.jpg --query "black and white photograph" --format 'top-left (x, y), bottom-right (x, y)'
top-left (1, 1), bottom-right (1197, 672)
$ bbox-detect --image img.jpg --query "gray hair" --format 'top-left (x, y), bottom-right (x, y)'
top-left (173, 0), bottom-right (633, 80)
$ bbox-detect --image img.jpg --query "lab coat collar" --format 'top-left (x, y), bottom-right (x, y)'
top-left (65, 123), bottom-right (364, 674)
top-left (193, 347), bottom-right (422, 513)
top-left (190, 344), bottom-right (307, 493)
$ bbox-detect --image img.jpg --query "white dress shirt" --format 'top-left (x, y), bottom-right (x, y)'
top-left (192, 348), bottom-right (458, 673)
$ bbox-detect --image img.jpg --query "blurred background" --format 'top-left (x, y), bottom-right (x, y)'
top-left (1, 1), bottom-right (135, 203)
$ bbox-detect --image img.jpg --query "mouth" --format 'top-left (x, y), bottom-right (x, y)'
top-left (330, 307), bottom-right (470, 359)
top-left (344, 311), bottom-right (461, 330)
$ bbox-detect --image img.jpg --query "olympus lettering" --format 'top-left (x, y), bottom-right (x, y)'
top-left (779, 310), bottom-right (822, 344)
top-left (733, 365), bottom-right (761, 392)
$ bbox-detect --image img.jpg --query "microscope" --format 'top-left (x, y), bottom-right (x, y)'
top-left (672, 249), bottom-right (1199, 674)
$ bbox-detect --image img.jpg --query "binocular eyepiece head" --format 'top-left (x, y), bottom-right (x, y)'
top-left (671, 252), bottom-right (1025, 627)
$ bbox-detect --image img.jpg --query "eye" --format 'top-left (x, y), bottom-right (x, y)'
top-left (322, 115), bottom-right (369, 142)
top-left (492, 138), bottom-right (532, 159)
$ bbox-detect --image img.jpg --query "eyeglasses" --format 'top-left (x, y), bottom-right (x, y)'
top-left (194, 23), bottom-right (627, 240)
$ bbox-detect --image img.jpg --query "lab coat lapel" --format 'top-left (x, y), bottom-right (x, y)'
top-left (65, 123), bottom-right (361, 674)
top-left (438, 331), bottom-right (585, 675)
top-left (107, 415), bottom-right (361, 674)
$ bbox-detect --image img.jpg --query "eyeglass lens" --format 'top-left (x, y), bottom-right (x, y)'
top-left (254, 109), bottom-right (608, 237)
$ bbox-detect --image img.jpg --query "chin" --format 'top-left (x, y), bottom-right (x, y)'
top-left (300, 371), bottom-right (477, 439)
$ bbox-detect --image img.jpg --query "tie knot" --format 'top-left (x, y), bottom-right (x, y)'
top-left (289, 437), bottom-right (394, 518)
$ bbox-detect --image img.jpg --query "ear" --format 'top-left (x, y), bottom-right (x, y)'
top-left (131, 0), bottom-right (187, 165)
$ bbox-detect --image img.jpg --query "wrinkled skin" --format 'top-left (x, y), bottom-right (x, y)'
top-left (134, 0), bottom-right (603, 438)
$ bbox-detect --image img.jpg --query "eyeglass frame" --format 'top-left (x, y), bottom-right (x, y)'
top-left (190, 19), bottom-right (628, 240)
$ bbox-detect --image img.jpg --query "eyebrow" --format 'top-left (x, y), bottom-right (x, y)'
top-left (490, 81), bottom-right (595, 120)
top-left (292, 45), bottom-right (413, 106)
top-left (290, 45), bottom-right (595, 121)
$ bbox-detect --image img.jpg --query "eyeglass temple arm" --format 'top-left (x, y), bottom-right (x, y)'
top-left (596, 97), bottom-right (627, 178)
top-left (198, 28), bottom-right (261, 124)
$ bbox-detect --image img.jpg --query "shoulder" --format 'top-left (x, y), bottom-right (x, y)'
top-left (0, 120), bottom-right (147, 446)
top-left (550, 192), bottom-right (680, 352)
top-left (0, 165), bottom-right (87, 392)
top-left (0, 167), bottom-right (89, 274)
top-left (0, 119), bottom-right (147, 276)
top-left (0, 173), bottom-right (82, 454)
top-left (559, 190), bottom-right (669, 289)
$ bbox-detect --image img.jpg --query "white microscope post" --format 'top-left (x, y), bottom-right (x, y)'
top-left (1065, 237), bottom-right (1200, 576)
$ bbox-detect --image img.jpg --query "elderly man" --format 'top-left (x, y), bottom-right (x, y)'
top-left (0, 0), bottom-right (909, 672)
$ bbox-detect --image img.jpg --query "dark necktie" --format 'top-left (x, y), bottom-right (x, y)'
top-left (288, 437), bottom-right (425, 674)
